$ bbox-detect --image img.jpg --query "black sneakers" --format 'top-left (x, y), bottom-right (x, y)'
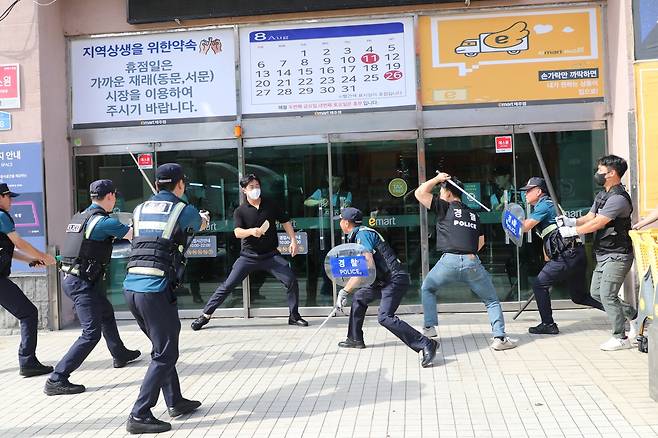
top-left (191, 315), bottom-right (210, 331)
top-left (288, 316), bottom-right (309, 327)
top-left (337, 338), bottom-right (366, 349)
top-left (113, 349), bottom-right (141, 369)
top-left (126, 414), bottom-right (171, 434)
top-left (19, 360), bottom-right (53, 377)
top-left (528, 322), bottom-right (559, 335)
top-left (168, 398), bottom-right (202, 417)
top-left (44, 379), bottom-right (86, 396)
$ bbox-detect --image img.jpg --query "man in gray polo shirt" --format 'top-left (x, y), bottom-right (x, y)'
top-left (557, 155), bottom-right (636, 351)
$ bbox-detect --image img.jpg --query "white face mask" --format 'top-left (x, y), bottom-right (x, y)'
top-left (247, 188), bottom-right (261, 200)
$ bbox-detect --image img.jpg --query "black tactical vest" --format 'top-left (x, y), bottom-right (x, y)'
top-left (348, 226), bottom-right (406, 284)
top-left (436, 201), bottom-right (481, 254)
top-left (0, 209), bottom-right (15, 278)
top-left (592, 184), bottom-right (633, 256)
top-left (60, 207), bottom-right (114, 281)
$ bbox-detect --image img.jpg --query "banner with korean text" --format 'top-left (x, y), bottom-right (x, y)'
top-left (70, 29), bottom-right (237, 129)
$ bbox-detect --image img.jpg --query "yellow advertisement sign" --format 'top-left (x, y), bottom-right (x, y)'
top-left (419, 7), bottom-right (604, 108)
top-left (635, 61), bottom-right (658, 217)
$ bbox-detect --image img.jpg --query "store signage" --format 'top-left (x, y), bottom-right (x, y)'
top-left (240, 18), bottom-right (416, 116)
top-left (137, 153), bottom-right (153, 169)
top-left (635, 61), bottom-right (658, 217)
top-left (388, 178), bottom-right (408, 197)
top-left (495, 135), bottom-right (513, 153)
top-left (633, 0), bottom-right (658, 60)
top-left (185, 235), bottom-right (217, 258)
top-left (0, 142), bottom-right (46, 273)
top-left (0, 111), bottom-right (11, 131)
top-left (0, 64), bottom-right (20, 110)
top-left (461, 182), bottom-right (482, 210)
top-left (419, 7), bottom-right (604, 109)
top-left (278, 232), bottom-right (308, 255)
top-left (128, 0), bottom-right (475, 24)
top-left (70, 29), bottom-right (237, 129)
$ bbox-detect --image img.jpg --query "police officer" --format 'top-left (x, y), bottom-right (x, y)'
top-left (558, 155), bottom-right (636, 351)
top-left (44, 180), bottom-right (141, 396)
top-left (123, 164), bottom-right (209, 434)
top-left (519, 177), bottom-right (603, 335)
top-left (0, 182), bottom-right (56, 377)
top-left (191, 173), bottom-right (308, 330)
top-left (335, 208), bottom-right (438, 368)
top-left (415, 173), bottom-right (517, 351)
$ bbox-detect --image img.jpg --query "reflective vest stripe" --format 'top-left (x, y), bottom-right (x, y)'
top-left (135, 221), bottom-right (168, 231)
top-left (539, 224), bottom-right (558, 239)
top-left (84, 215), bottom-right (105, 239)
top-left (127, 266), bottom-right (166, 277)
top-left (132, 204), bottom-right (143, 237)
top-left (162, 202), bottom-right (186, 240)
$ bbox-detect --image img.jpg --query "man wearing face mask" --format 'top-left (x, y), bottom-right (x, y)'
top-left (557, 155), bottom-right (636, 351)
top-left (191, 174), bottom-right (308, 330)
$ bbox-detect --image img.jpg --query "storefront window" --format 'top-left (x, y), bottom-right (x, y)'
top-left (331, 139), bottom-right (422, 304)
top-left (245, 143), bottom-right (331, 308)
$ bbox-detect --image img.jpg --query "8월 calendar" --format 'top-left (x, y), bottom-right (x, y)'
top-left (240, 18), bottom-right (416, 116)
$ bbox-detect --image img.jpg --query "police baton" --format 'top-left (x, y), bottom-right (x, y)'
top-left (435, 171), bottom-right (491, 212)
top-left (295, 307), bottom-right (338, 352)
top-left (512, 131), bottom-right (561, 320)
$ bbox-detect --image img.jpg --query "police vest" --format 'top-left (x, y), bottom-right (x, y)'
top-left (436, 202), bottom-right (480, 254)
top-left (0, 209), bottom-right (15, 278)
top-left (534, 197), bottom-right (580, 259)
top-left (60, 207), bottom-right (114, 281)
top-left (348, 226), bottom-right (406, 283)
top-left (127, 199), bottom-right (188, 286)
top-left (592, 184), bottom-right (633, 256)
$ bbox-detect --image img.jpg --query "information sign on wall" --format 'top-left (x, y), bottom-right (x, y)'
top-left (635, 61), bottom-right (658, 217)
top-left (70, 29), bottom-right (237, 129)
top-left (0, 64), bottom-right (20, 110)
top-left (419, 7), bottom-right (604, 109)
top-left (240, 18), bottom-right (416, 116)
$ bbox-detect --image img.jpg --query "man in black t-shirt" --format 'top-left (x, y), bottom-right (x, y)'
top-left (191, 174), bottom-right (308, 330)
top-left (414, 172), bottom-right (516, 351)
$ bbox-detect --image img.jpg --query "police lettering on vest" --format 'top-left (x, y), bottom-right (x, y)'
top-left (592, 184), bottom-right (633, 256)
top-left (60, 206), bottom-right (114, 282)
top-left (433, 197), bottom-right (482, 254)
top-left (0, 209), bottom-right (15, 278)
top-left (127, 200), bottom-right (189, 287)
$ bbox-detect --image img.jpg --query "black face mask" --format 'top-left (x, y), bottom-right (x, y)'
top-left (594, 172), bottom-right (607, 186)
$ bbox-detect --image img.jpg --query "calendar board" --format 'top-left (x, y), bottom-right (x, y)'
top-left (240, 18), bottom-right (416, 116)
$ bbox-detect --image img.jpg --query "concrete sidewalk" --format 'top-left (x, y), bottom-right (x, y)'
top-left (0, 309), bottom-right (655, 438)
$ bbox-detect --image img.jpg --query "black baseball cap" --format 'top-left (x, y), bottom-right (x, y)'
top-left (89, 179), bottom-right (116, 198)
top-left (156, 163), bottom-right (186, 184)
top-left (0, 183), bottom-right (19, 198)
top-left (520, 177), bottom-right (548, 192)
top-left (337, 207), bottom-right (363, 224)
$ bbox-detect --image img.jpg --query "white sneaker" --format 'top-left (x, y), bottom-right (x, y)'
top-left (422, 326), bottom-right (437, 338)
top-left (600, 337), bottom-right (632, 351)
top-left (491, 337), bottom-right (517, 351)
top-left (628, 321), bottom-right (639, 346)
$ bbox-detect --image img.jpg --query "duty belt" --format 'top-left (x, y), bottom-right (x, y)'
top-left (60, 264), bottom-right (80, 276)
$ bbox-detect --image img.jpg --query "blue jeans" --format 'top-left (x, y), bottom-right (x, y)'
top-left (421, 253), bottom-right (506, 338)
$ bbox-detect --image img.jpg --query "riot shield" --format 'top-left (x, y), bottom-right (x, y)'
top-left (324, 243), bottom-right (376, 288)
top-left (501, 203), bottom-right (526, 247)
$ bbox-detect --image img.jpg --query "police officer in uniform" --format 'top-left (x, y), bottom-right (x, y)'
top-left (415, 173), bottom-right (517, 351)
top-left (0, 182), bottom-right (56, 377)
top-left (518, 177), bottom-right (603, 335)
top-left (191, 173), bottom-right (308, 330)
top-left (335, 208), bottom-right (438, 368)
top-left (123, 164), bottom-right (209, 434)
top-left (44, 180), bottom-right (141, 396)
top-left (558, 155), bottom-right (637, 351)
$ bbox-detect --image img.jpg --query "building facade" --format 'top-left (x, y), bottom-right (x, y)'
top-left (0, 0), bottom-right (650, 329)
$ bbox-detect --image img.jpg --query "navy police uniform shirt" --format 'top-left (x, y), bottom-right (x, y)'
top-left (234, 197), bottom-right (290, 257)
top-left (431, 196), bottom-right (483, 255)
top-left (528, 196), bottom-right (556, 237)
top-left (84, 204), bottom-right (129, 241)
top-left (0, 210), bottom-right (15, 235)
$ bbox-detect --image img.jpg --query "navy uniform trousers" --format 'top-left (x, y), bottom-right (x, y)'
top-left (0, 277), bottom-right (39, 367)
top-left (124, 288), bottom-right (182, 418)
top-left (51, 274), bottom-right (132, 381)
top-left (348, 275), bottom-right (431, 352)
top-left (534, 245), bottom-right (604, 324)
top-left (204, 253), bottom-right (300, 317)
